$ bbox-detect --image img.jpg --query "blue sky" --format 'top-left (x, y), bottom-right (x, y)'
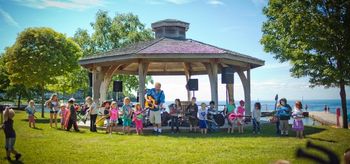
top-left (0, 0), bottom-right (349, 102)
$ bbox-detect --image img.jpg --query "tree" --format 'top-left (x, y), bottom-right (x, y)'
top-left (261, 0), bottom-right (350, 128)
top-left (0, 55), bottom-right (33, 109)
top-left (73, 10), bottom-right (154, 96)
top-left (5, 27), bottom-right (82, 117)
top-left (47, 68), bottom-right (89, 100)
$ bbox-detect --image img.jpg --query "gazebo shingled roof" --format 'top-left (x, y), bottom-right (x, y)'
top-left (79, 19), bottom-right (264, 115)
top-left (79, 37), bottom-right (264, 75)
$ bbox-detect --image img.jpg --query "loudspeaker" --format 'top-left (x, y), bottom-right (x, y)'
top-left (88, 72), bottom-right (93, 87)
top-left (221, 67), bottom-right (234, 84)
top-left (113, 81), bottom-right (123, 92)
top-left (187, 79), bottom-right (198, 91)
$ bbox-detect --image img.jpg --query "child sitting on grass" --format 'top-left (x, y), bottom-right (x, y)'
top-left (109, 101), bottom-right (119, 134)
top-left (236, 100), bottom-right (246, 134)
top-left (25, 100), bottom-right (36, 128)
top-left (1, 107), bottom-right (22, 161)
top-left (133, 103), bottom-right (144, 135)
top-left (198, 103), bottom-right (208, 134)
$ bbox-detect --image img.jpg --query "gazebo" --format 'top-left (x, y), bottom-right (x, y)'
top-left (79, 19), bottom-right (264, 115)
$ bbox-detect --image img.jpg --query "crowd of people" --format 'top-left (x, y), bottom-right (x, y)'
top-left (1, 82), bottom-right (311, 161)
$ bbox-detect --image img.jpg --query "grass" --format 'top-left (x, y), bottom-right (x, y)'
top-left (1, 111), bottom-right (350, 164)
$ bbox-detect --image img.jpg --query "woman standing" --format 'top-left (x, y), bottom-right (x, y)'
top-left (46, 94), bottom-right (60, 128)
top-left (86, 96), bottom-right (98, 132)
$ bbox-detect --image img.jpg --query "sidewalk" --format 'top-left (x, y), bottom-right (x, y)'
top-left (309, 111), bottom-right (344, 127)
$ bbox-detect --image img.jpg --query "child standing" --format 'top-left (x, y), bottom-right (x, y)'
top-left (252, 102), bottom-right (262, 134)
top-left (1, 107), bottom-right (21, 161)
top-left (25, 100), bottom-right (36, 128)
top-left (292, 101), bottom-right (304, 139)
top-left (103, 101), bottom-right (111, 133)
top-left (109, 101), bottom-right (119, 134)
top-left (186, 97), bottom-right (198, 132)
top-left (66, 98), bottom-right (80, 132)
top-left (121, 97), bottom-right (133, 134)
top-left (59, 104), bottom-right (68, 129)
top-left (198, 103), bottom-right (208, 134)
top-left (133, 104), bottom-right (144, 135)
top-left (225, 99), bottom-right (236, 133)
top-left (236, 100), bottom-right (246, 134)
top-left (276, 98), bottom-right (292, 136)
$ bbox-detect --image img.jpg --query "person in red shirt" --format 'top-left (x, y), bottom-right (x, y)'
top-left (336, 108), bottom-right (341, 127)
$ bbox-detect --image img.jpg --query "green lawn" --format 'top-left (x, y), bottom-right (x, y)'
top-left (1, 110), bottom-right (349, 164)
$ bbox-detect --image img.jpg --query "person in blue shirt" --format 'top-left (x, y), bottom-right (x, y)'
top-left (145, 82), bottom-right (165, 134)
top-left (276, 98), bottom-right (292, 136)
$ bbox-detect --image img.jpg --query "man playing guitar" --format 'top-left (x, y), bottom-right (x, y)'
top-left (145, 82), bottom-right (165, 135)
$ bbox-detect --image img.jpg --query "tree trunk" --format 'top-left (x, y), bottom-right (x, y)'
top-left (17, 92), bottom-right (21, 110)
top-left (340, 81), bottom-right (348, 129)
top-left (41, 86), bottom-right (45, 118)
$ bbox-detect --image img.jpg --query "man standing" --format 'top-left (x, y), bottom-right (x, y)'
top-left (145, 82), bottom-right (165, 134)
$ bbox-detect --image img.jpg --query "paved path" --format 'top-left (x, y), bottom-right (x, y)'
top-left (309, 111), bottom-right (344, 127)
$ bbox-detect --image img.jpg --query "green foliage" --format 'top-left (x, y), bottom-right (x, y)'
top-left (261, 0), bottom-right (350, 128)
top-left (47, 68), bottom-right (89, 95)
top-left (0, 55), bottom-right (10, 92)
top-left (5, 27), bottom-right (83, 88)
top-left (73, 10), bottom-right (154, 96)
top-left (261, 0), bottom-right (350, 87)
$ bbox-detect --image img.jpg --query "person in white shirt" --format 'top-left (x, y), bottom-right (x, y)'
top-left (252, 102), bottom-right (262, 134)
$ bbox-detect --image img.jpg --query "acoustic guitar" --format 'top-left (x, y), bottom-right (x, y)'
top-left (145, 96), bottom-right (157, 110)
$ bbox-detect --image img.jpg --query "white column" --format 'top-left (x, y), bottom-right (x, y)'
top-left (138, 61), bottom-right (149, 108)
top-left (237, 68), bottom-right (251, 116)
top-left (92, 66), bottom-right (104, 105)
top-left (206, 61), bottom-right (218, 110)
top-left (246, 69), bottom-right (251, 116)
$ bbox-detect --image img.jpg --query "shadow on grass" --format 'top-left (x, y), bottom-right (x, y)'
top-left (20, 118), bottom-right (51, 124)
top-left (1, 157), bottom-right (24, 164)
top-left (79, 124), bottom-right (328, 139)
top-left (139, 124), bottom-right (327, 139)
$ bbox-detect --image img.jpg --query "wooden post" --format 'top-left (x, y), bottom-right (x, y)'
top-left (205, 60), bottom-right (218, 110)
top-left (138, 61), bottom-right (149, 108)
top-left (92, 66), bottom-right (104, 105)
top-left (237, 68), bottom-right (251, 116)
top-left (246, 69), bottom-right (251, 116)
top-left (226, 83), bottom-right (234, 102)
top-left (183, 62), bottom-right (191, 101)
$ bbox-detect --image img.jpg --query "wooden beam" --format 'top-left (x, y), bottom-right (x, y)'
top-left (138, 60), bottom-right (149, 108)
top-left (237, 68), bottom-right (251, 116)
top-left (183, 62), bottom-right (192, 101)
top-left (204, 61), bottom-right (218, 110)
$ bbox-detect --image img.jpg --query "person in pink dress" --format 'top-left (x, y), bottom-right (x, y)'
top-left (236, 100), bottom-right (246, 133)
top-left (133, 103), bottom-right (144, 135)
top-left (59, 104), bottom-right (68, 130)
top-left (108, 102), bottom-right (119, 134)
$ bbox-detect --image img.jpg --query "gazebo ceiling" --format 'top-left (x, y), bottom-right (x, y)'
top-left (79, 37), bottom-right (265, 75)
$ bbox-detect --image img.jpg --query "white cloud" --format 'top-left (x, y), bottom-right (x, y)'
top-left (165, 0), bottom-right (195, 4)
top-left (207, 0), bottom-right (224, 6)
top-left (13, 0), bottom-right (105, 10)
top-left (144, 0), bottom-right (196, 5)
top-left (262, 62), bottom-right (290, 69)
top-left (0, 8), bottom-right (20, 28)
